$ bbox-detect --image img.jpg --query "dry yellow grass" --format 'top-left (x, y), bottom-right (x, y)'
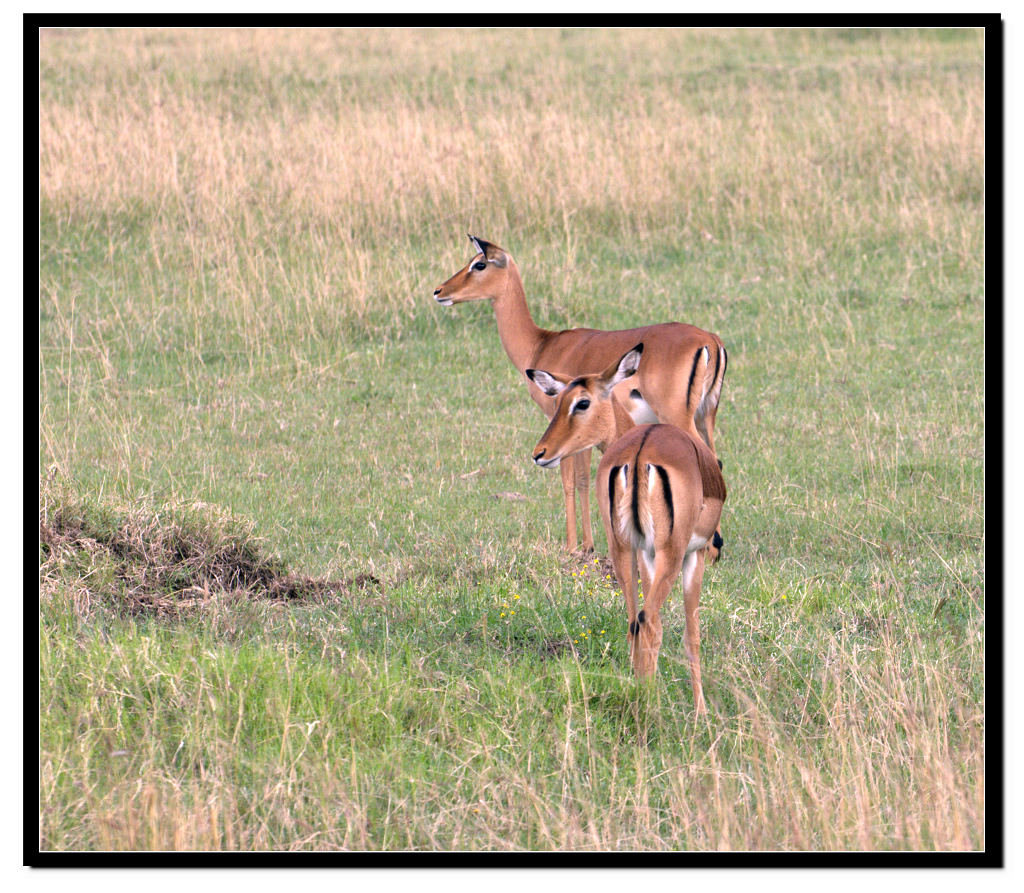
top-left (40, 27), bottom-right (984, 305)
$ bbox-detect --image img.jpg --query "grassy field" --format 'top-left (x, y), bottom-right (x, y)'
top-left (38, 27), bottom-right (986, 852)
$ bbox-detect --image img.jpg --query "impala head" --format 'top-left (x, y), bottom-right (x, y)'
top-left (527, 344), bottom-right (644, 468)
top-left (433, 235), bottom-right (511, 306)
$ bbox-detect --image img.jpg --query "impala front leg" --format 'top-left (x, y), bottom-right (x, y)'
top-left (574, 449), bottom-right (595, 554)
top-left (560, 458), bottom-right (578, 552)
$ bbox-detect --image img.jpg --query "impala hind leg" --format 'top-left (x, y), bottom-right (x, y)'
top-left (699, 436), bottom-right (724, 565)
top-left (631, 549), bottom-right (683, 681)
top-left (663, 400), bottom-right (725, 565)
top-left (680, 548), bottom-right (708, 714)
top-left (696, 408), bottom-right (724, 564)
top-left (606, 539), bottom-right (641, 666)
top-left (695, 395), bottom-right (725, 564)
top-left (694, 402), bottom-right (718, 458)
top-left (574, 449), bottom-right (595, 554)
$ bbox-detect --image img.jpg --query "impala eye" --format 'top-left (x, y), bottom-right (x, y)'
top-left (472, 261), bottom-right (487, 271)
top-left (573, 399), bottom-right (591, 413)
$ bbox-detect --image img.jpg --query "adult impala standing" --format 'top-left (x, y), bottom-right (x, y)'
top-left (528, 344), bottom-right (726, 713)
top-left (433, 235), bottom-right (727, 559)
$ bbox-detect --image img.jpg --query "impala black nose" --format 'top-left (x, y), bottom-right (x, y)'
top-left (533, 449), bottom-right (546, 464)
top-left (433, 288), bottom-right (441, 296)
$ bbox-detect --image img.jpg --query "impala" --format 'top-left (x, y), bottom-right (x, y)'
top-left (528, 344), bottom-right (726, 713)
top-left (433, 235), bottom-right (727, 559)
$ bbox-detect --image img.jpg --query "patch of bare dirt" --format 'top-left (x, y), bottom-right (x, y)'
top-left (38, 490), bottom-right (378, 615)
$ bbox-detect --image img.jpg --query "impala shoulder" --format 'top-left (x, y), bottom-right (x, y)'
top-left (530, 330), bottom-right (582, 369)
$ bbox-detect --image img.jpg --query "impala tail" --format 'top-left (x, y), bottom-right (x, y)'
top-left (682, 345), bottom-right (711, 438)
top-left (708, 342), bottom-right (728, 410)
top-left (695, 341), bottom-right (728, 456)
top-left (606, 453), bottom-right (662, 558)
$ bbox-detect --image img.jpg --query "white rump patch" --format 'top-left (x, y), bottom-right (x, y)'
top-left (706, 346), bottom-right (727, 407)
top-left (614, 465), bottom-right (634, 544)
top-left (625, 391), bottom-right (658, 425)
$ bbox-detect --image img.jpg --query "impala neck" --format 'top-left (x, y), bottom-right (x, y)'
top-left (491, 259), bottom-right (546, 374)
top-left (609, 394), bottom-right (640, 447)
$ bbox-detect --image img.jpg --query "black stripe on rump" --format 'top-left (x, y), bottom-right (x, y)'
top-left (711, 344), bottom-right (721, 400)
top-left (631, 427), bottom-right (655, 539)
top-left (607, 465), bottom-right (620, 523)
top-left (653, 464), bottom-right (674, 535)
top-left (685, 347), bottom-right (704, 410)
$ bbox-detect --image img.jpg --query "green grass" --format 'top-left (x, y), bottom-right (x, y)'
top-left (38, 26), bottom-right (985, 851)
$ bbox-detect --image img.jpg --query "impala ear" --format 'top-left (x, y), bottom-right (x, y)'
top-left (601, 343), bottom-right (644, 393)
top-left (468, 234), bottom-right (507, 268)
top-left (469, 234), bottom-right (488, 257)
top-left (526, 368), bottom-right (568, 397)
